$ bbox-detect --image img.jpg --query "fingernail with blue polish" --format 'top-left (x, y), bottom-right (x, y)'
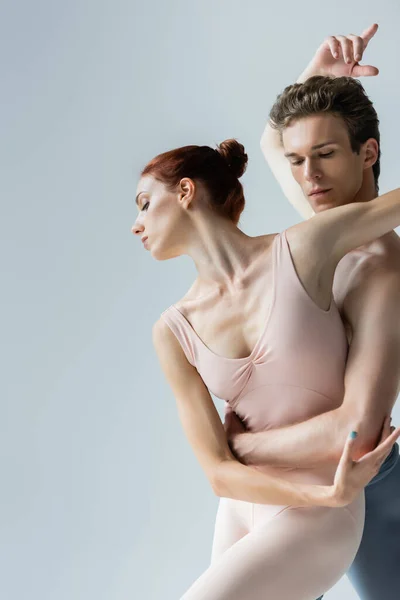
top-left (350, 431), bottom-right (358, 439)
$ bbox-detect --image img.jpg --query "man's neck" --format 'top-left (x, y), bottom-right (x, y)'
top-left (352, 170), bottom-right (378, 204)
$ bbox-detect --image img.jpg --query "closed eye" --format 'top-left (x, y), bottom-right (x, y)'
top-left (291, 150), bottom-right (334, 166)
top-left (141, 202), bottom-right (149, 211)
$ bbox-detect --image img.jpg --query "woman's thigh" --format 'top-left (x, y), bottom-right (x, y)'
top-left (210, 498), bottom-right (251, 564)
top-left (182, 498), bottom-right (365, 600)
top-left (210, 497), bottom-right (291, 565)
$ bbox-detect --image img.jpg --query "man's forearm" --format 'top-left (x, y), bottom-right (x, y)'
top-left (260, 67), bottom-right (321, 147)
top-left (237, 407), bottom-right (354, 468)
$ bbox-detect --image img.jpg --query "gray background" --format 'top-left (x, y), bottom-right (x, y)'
top-left (1, 1), bottom-right (399, 599)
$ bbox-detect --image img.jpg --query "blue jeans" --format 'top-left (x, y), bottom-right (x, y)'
top-left (316, 442), bottom-right (400, 600)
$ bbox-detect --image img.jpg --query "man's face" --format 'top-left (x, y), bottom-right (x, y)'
top-left (282, 113), bottom-right (366, 213)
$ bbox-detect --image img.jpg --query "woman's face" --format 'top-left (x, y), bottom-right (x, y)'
top-left (132, 175), bottom-right (188, 260)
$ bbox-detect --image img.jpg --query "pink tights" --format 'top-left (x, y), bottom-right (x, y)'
top-left (180, 493), bottom-right (365, 600)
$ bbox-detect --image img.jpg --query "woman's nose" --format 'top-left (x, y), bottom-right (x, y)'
top-left (131, 223), bottom-right (144, 235)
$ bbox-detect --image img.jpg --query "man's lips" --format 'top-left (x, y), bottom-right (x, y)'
top-left (308, 188), bottom-right (332, 197)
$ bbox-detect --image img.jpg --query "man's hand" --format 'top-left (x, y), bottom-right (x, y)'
top-left (299, 23), bottom-right (379, 83)
top-left (224, 407), bottom-right (286, 467)
top-left (223, 405), bottom-right (252, 463)
top-left (228, 432), bottom-right (258, 465)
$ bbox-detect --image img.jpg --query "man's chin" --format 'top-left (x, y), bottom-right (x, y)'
top-left (312, 201), bottom-right (338, 213)
top-left (306, 189), bottom-right (341, 213)
top-left (309, 196), bottom-right (342, 213)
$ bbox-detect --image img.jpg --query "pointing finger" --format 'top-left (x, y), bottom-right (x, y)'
top-left (360, 23), bottom-right (379, 48)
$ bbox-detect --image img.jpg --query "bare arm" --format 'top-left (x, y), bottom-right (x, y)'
top-left (260, 121), bottom-right (314, 220)
top-left (230, 269), bottom-right (400, 466)
top-left (152, 318), bottom-right (333, 506)
top-left (305, 189), bottom-right (400, 264)
top-left (338, 267), bottom-right (400, 457)
top-left (227, 404), bottom-right (349, 468)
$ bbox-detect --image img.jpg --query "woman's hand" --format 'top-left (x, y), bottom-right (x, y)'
top-left (298, 23), bottom-right (379, 83)
top-left (330, 416), bottom-right (400, 507)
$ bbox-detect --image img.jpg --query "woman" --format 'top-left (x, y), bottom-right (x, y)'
top-left (132, 139), bottom-right (400, 600)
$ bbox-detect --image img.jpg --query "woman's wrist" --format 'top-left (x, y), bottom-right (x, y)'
top-left (285, 481), bottom-right (337, 508)
top-left (294, 482), bottom-right (340, 507)
top-left (308, 484), bottom-right (337, 507)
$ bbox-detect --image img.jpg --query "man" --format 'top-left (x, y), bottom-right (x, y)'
top-left (225, 23), bottom-right (400, 600)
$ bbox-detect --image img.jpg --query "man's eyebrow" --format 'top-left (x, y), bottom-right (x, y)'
top-left (284, 141), bottom-right (337, 158)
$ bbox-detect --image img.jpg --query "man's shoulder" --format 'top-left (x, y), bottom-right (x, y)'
top-left (354, 248), bottom-right (400, 283)
top-left (336, 233), bottom-right (400, 287)
top-left (333, 233), bottom-right (400, 321)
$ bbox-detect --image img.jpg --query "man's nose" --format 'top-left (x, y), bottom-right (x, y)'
top-left (304, 159), bottom-right (322, 181)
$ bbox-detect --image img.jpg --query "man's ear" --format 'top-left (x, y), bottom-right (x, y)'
top-left (363, 138), bottom-right (379, 169)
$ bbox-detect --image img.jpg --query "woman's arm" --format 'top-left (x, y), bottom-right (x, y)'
top-left (304, 188), bottom-right (400, 265)
top-left (277, 188), bottom-right (400, 316)
top-left (152, 318), bottom-right (333, 507)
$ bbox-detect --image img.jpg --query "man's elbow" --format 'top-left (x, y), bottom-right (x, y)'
top-left (260, 123), bottom-right (278, 156)
top-left (260, 138), bottom-right (272, 159)
top-left (335, 406), bottom-right (385, 461)
top-left (260, 135), bottom-right (268, 158)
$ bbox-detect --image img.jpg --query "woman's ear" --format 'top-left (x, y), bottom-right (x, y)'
top-left (178, 177), bottom-right (196, 209)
